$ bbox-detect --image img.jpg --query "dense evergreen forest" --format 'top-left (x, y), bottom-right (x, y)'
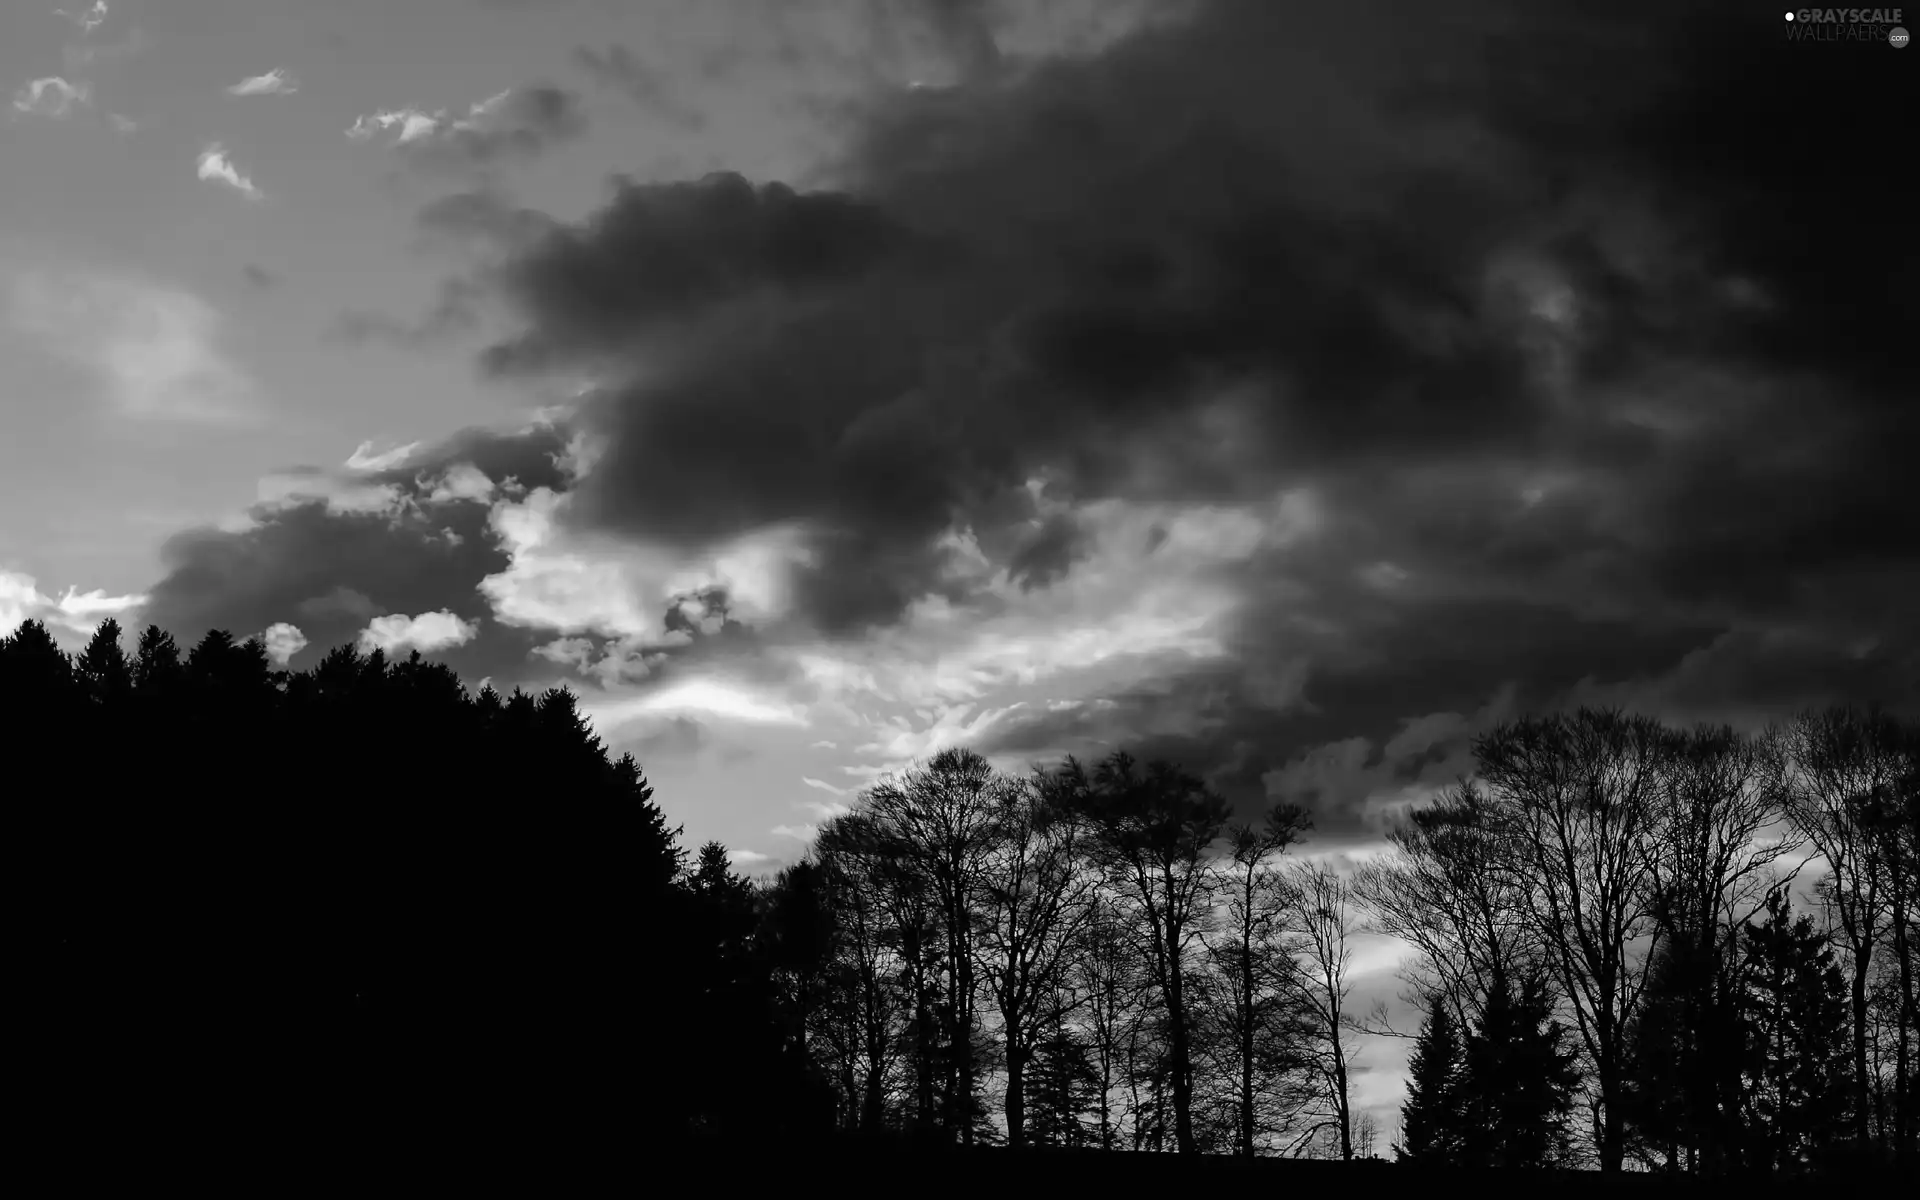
top-left (5, 617), bottom-right (1914, 1179)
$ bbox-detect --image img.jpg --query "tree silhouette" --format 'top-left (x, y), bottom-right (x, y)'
top-left (74, 617), bottom-right (131, 702)
top-left (1737, 890), bottom-right (1855, 1172)
top-left (1396, 994), bottom-right (1465, 1164)
top-left (1200, 805), bottom-right (1314, 1157)
top-left (3, 620), bottom-right (800, 1152)
top-left (1053, 752), bottom-right (1231, 1154)
top-left (978, 770), bottom-right (1097, 1147)
top-left (1456, 973), bottom-right (1582, 1169)
top-left (1473, 709), bottom-right (1672, 1173)
top-left (1776, 705), bottom-right (1909, 1157)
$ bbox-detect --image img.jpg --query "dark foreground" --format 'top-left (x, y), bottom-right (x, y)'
top-left (671, 1138), bottom-right (1910, 1197)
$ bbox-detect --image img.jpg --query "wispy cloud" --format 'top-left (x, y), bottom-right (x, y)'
top-left (2, 261), bottom-right (259, 423)
top-left (227, 68), bottom-right (297, 97)
top-left (357, 610), bottom-right (482, 655)
top-left (196, 144), bottom-right (263, 200)
top-left (573, 45), bottom-right (704, 129)
top-left (55, 2), bottom-right (109, 35)
top-left (11, 77), bottom-right (90, 118)
top-left (581, 678), bottom-right (810, 738)
top-left (1, 567), bottom-right (144, 645)
top-left (344, 440), bottom-right (421, 472)
top-left (346, 85), bottom-right (586, 169)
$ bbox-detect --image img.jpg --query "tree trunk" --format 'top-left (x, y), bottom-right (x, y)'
top-left (1892, 864), bottom-right (1913, 1165)
top-left (1333, 1045), bottom-right (1352, 1160)
top-left (1240, 950), bottom-right (1256, 1157)
top-left (1599, 1058), bottom-right (1626, 1172)
top-left (1005, 1026), bottom-right (1027, 1148)
top-left (1097, 1037), bottom-right (1115, 1151)
top-left (1853, 946), bottom-right (1874, 1150)
top-left (1168, 957), bottom-right (1197, 1153)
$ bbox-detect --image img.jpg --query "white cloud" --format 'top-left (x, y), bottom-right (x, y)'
top-left (477, 485), bottom-right (813, 642)
top-left (727, 849), bottom-right (774, 868)
top-left (56, 2), bottom-right (109, 34)
top-left (581, 677), bottom-right (809, 736)
top-left (357, 610), bottom-right (481, 655)
top-left (227, 68), bottom-right (297, 97)
top-left (196, 144), bottom-right (262, 200)
top-left (256, 471), bottom-right (404, 516)
top-left (792, 488), bottom-right (1322, 718)
top-left (426, 462), bottom-right (496, 505)
top-left (12, 77), bottom-right (91, 118)
top-left (1, 568), bottom-right (144, 645)
top-left (257, 622), bottom-right (309, 665)
top-left (2, 261), bottom-right (259, 423)
top-left (348, 106), bottom-right (445, 145)
top-left (344, 439), bottom-right (420, 472)
top-left (345, 88), bottom-right (548, 150)
top-left (800, 776), bottom-right (852, 797)
top-left (797, 799), bottom-right (853, 823)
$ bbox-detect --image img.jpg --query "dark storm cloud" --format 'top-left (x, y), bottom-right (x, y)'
top-left (478, 171), bottom-right (910, 375)
top-left (461, 0), bottom-right (1571, 638)
top-left (1005, 513), bottom-right (1086, 591)
top-left (140, 423), bottom-right (574, 681)
top-left (413, 0), bottom-right (1908, 820)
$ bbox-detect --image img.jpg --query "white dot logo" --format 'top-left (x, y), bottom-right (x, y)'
top-left (1784, 10), bottom-right (1795, 18)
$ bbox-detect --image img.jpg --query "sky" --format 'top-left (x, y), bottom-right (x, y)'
top-left (1, 0), bottom-right (1914, 1121)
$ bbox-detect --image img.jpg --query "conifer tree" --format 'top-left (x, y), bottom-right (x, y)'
top-left (1737, 891), bottom-right (1854, 1172)
top-left (74, 617), bottom-right (132, 702)
top-left (1396, 994), bottom-right (1465, 1163)
top-left (1457, 975), bottom-right (1581, 1169)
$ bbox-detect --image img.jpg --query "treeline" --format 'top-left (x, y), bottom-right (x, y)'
top-left (2, 617), bottom-right (830, 1153)
top-left (4, 616), bottom-right (1914, 1176)
top-left (771, 708), bottom-right (1916, 1175)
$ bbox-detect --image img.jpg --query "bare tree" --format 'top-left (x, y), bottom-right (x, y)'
top-left (1283, 857), bottom-right (1361, 1160)
top-left (813, 814), bottom-right (912, 1131)
top-left (1474, 708), bottom-right (1673, 1173)
top-left (1055, 752), bottom-right (1231, 1153)
top-left (1636, 723), bottom-right (1800, 1170)
top-left (1070, 887), bottom-right (1151, 1150)
top-left (865, 748), bottom-right (1008, 1142)
top-left (1353, 779), bottom-right (1541, 1029)
top-left (1776, 705), bottom-right (1911, 1154)
top-left (1356, 1109), bottom-right (1379, 1159)
top-left (976, 772), bottom-right (1098, 1147)
top-left (1200, 804), bottom-right (1314, 1156)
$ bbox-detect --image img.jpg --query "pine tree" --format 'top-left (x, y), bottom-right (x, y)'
top-left (1737, 891), bottom-right (1854, 1172)
top-left (1457, 975), bottom-right (1581, 1169)
top-left (1396, 994), bottom-right (1465, 1163)
top-left (0, 617), bottom-right (74, 695)
top-left (130, 624), bottom-right (184, 695)
top-left (1027, 1017), bottom-right (1100, 1147)
top-left (74, 618), bottom-right (132, 702)
top-left (1622, 933), bottom-right (1747, 1172)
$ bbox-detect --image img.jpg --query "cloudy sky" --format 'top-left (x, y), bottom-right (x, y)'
top-left (2, 0), bottom-right (1912, 916)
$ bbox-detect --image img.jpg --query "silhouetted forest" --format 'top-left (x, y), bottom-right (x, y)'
top-left (6, 618), bottom-right (1914, 1180)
